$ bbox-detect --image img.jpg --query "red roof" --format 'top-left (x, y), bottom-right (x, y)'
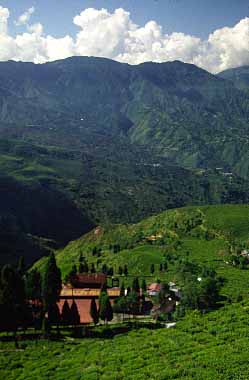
top-left (57, 297), bottom-right (116, 324)
top-left (148, 283), bottom-right (161, 292)
top-left (71, 273), bottom-right (107, 288)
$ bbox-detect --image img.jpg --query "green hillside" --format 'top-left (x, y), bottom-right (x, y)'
top-left (3, 134), bottom-right (249, 266)
top-left (218, 66), bottom-right (249, 93)
top-left (1, 58), bottom-right (249, 177)
top-left (35, 204), bottom-right (249, 299)
top-left (2, 301), bottom-right (249, 379)
top-left (1, 58), bottom-right (249, 265)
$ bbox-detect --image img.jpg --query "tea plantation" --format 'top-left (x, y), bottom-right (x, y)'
top-left (1, 301), bottom-right (249, 379)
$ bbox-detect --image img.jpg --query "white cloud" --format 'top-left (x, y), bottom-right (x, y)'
top-left (0, 6), bottom-right (9, 35)
top-left (15, 6), bottom-right (35, 26)
top-left (0, 6), bottom-right (248, 73)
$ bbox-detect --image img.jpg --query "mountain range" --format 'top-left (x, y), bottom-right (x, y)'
top-left (0, 57), bottom-right (248, 265)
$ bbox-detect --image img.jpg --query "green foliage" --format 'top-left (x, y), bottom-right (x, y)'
top-left (99, 291), bottom-right (113, 323)
top-left (42, 253), bottom-right (62, 318)
top-left (25, 269), bottom-right (42, 300)
top-left (90, 298), bottom-right (99, 325)
top-left (3, 301), bottom-right (249, 379)
top-left (1, 59), bottom-right (249, 267)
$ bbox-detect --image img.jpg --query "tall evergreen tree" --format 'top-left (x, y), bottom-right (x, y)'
top-left (90, 263), bottom-right (96, 274)
top-left (25, 269), bottom-right (42, 300)
top-left (61, 300), bottom-right (71, 325)
top-left (99, 293), bottom-right (113, 324)
top-left (150, 264), bottom-right (155, 274)
top-left (79, 262), bottom-right (84, 273)
top-left (0, 264), bottom-right (27, 332)
top-left (124, 265), bottom-right (128, 276)
top-left (141, 279), bottom-right (147, 292)
top-left (17, 256), bottom-right (25, 276)
top-left (42, 253), bottom-right (62, 322)
top-left (90, 298), bottom-right (99, 325)
top-left (132, 277), bottom-right (140, 294)
top-left (120, 282), bottom-right (125, 297)
top-left (70, 300), bottom-right (80, 325)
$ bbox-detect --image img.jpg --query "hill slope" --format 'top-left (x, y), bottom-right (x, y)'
top-left (0, 58), bottom-right (249, 177)
top-left (2, 301), bottom-right (249, 380)
top-left (218, 66), bottom-right (249, 93)
top-left (1, 58), bottom-right (249, 265)
top-left (35, 204), bottom-right (249, 299)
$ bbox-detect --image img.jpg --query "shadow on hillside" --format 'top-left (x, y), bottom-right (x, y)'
top-left (0, 321), bottom-right (164, 344)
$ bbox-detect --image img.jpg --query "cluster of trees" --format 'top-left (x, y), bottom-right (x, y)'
top-left (0, 253), bottom-right (63, 337)
top-left (89, 284), bottom-right (113, 325)
top-left (113, 278), bottom-right (148, 319)
top-left (176, 260), bottom-right (223, 316)
top-left (0, 258), bottom-right (31, 334)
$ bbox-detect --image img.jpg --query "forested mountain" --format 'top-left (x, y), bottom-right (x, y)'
top-left (0, 57), bottom-right (249, 265)
top-left (218, 66), bottom-right (249, 93)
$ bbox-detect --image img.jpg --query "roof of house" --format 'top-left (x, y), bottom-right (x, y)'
top-left (72, 273), bottom-right (107, 284)
top-left (58, 297), bottom-right (116, 324)
top-left (147, 283), bottom-right (161, 292)
top-left (60, 287), bottom-right (120, 298)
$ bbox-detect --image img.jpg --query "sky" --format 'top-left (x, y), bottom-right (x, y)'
top-left (0, 0), bottom-right (248, 73)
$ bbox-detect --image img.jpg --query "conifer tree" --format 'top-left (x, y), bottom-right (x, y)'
top-left (99, 293), bottom-right (113, 324)
top-left (142, 279), bottom-right (147, 292)
top-left (71, 300), bottom-right (80, 325)
top-left (25, 269), bottom-right (42, 300)
top-left (79, 262), bottom-right (84, 273)
top-left (42, 253), bottom-right (62, 322)
top-left (132, 277), bottom-right (140, 294)
top-left (120, 282), bottom-right (125, 297)
top-left (91, 263), bottom-right (96, 273)
top-left (0, 264), bottom-right (26, 332)
top-left (90, 298), bottom-right (99, 325)
top-left (124, 265), bottom-right (128, 276)
top-left (61, 300), bottom-right (71, 325)
top-left (150, 264), bottom-right (155, 274)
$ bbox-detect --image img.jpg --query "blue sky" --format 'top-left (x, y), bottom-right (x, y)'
top-left (0, 0), bottom-right (248, 72)
top-left (3, 0), bottom-right (249, 38)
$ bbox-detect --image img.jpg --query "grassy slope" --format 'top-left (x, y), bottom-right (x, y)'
top-left (2, 301), bottom-right (249, 379)
top-left (35, 204), bottom-right (249, 299)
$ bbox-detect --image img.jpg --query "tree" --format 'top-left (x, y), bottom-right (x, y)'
top-left (99, 291), bottom-right (113, 324)
top-left (79, 262), bottom-right (84, 273)
top-left (120, 282), bottom-right (125, 297)
top-left (17, 256), bottom-right (25, 276)
top-left (113, 244), bottom-right (120, 254)
top-left (70, 300), bottom-right (80, 325)
top-left (163, 262), bottom-right (168, 271)
top-left (90, 298), bottom-right (99, 325)
top-left (107, 267), bottom-right (114, 276)
top-left (159, 263), bottom-right (163, 272)
top-left (69, 264), bottom-right (77, 279)
top-left (127, 291), bottom-right (140, 317)
top-left (132, 277), bottom-right (140, 294)
top-left (124, 265), bottom-right (128, 276)
top-left (25, 269), bottom-right (42, 300)
top-left (118, 266), bottom-right (123, 275)
top-left (61, 300), bottom-right (71, 325)
top-left (141, 279), bottom-right (147, 292)
top-left (0, 264), bottom-right (27, 334)
top-left (150, 264), bottom-right (155, 274)
top-left (42, 253), bottom-right (62, 322)
top-left (49, 303), bottom-right (61, 333)
top-left (101, 264), bottom-right (108, 274)
top-left (158, 283), bottom-right (170, 306)
top-left (90, 263), bottom-right (96, 273)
